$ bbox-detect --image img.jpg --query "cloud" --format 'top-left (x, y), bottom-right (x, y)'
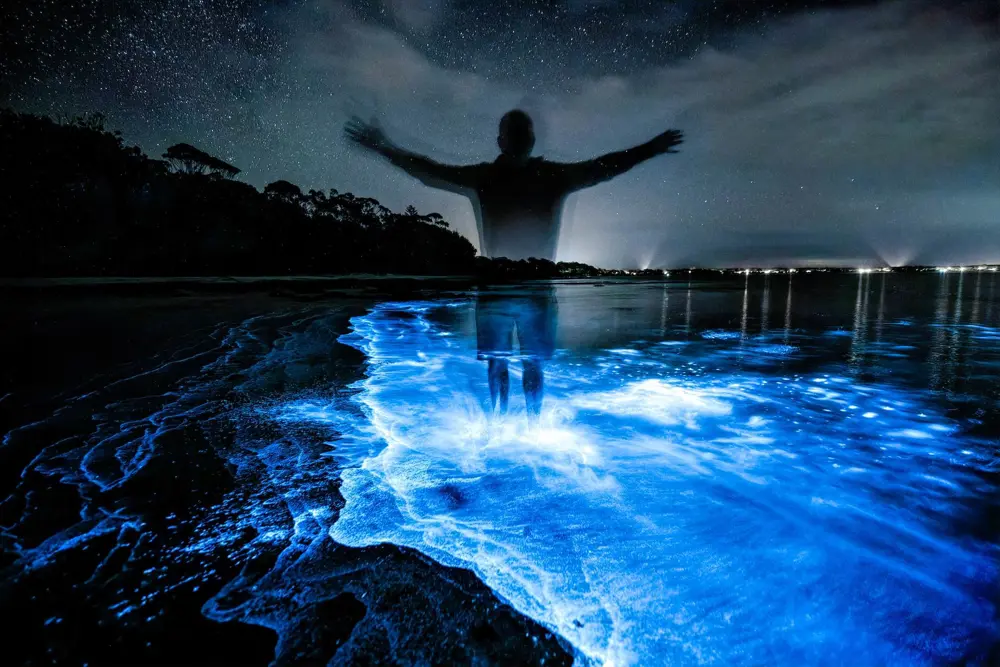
top-left (383, 0), bottom-right (450, 34)
top-left (275, 0), bottom-right (999, 266)
top-left (551, 2), bottom-right (999, 173)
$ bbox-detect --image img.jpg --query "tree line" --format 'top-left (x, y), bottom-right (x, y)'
top-left (0, 109), bottom-right (503, 277)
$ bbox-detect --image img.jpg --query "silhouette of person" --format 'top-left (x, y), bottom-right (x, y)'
top-left (344, 110), bottom-right (683, 417)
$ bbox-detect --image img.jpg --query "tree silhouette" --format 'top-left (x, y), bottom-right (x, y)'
top-left (264, 180), bottom-right (303, 201)
top-left (163, 143), bottom-right (240, 178)
top-left (426, 213), bottom-right (448, 227)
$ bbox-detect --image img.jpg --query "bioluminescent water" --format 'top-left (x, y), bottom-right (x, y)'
top-left (3, 274), bottom-right (999, 665)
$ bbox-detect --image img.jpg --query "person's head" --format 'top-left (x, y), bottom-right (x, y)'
top-left (497, 109), bottom-right (535, 160)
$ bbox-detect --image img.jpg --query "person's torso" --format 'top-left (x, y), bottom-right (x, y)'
top-left (474, 158), bottom-right (569, 261)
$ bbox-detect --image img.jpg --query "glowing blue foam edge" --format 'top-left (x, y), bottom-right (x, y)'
top-left (270, 299), bottom-right (998, 667)
top-left (4, 298), bottom-right (997, 666)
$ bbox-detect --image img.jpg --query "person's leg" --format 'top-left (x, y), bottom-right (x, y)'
top-left (477, 291), bottom-right (514, 417)
top-left (522, 358), bottom-right (543, 418)
top-left (488, 357), bottom-right (510, 415)
top-left (514, 289), bottom-right (556, 419)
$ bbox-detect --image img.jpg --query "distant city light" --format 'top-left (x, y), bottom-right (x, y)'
top-left (635, 265), bottom-right (994, 274)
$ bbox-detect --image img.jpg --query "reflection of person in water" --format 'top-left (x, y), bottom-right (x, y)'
top-left (345, 109), bottom-right (683, 415)
top-left (475, 285), bottom-right (557, 417)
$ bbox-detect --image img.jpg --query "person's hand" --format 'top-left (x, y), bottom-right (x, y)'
top-left (344, 116), bottom-right (389, 152)
top-left (650, 129), bottom-right (684, 154)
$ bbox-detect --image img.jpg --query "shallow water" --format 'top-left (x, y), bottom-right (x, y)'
top-left (3, 273), bottom-right (999, 665)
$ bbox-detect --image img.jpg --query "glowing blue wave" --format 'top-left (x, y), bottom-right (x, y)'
top-left (280, 300), bottom-right (998, 666)
top-left (3, 295), bottom-right (998, 665)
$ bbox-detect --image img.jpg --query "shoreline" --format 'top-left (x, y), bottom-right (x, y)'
top-left (0, 274), bottom-right (675, 297)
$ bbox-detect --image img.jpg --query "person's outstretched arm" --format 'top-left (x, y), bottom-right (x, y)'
top-left (560, 129), bottom-right (683, 192)
top-left (344, 116), bottom-right (479, 194)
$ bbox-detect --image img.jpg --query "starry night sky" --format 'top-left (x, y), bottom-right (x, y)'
top-left (3, 0), bottom-right (998, 267)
